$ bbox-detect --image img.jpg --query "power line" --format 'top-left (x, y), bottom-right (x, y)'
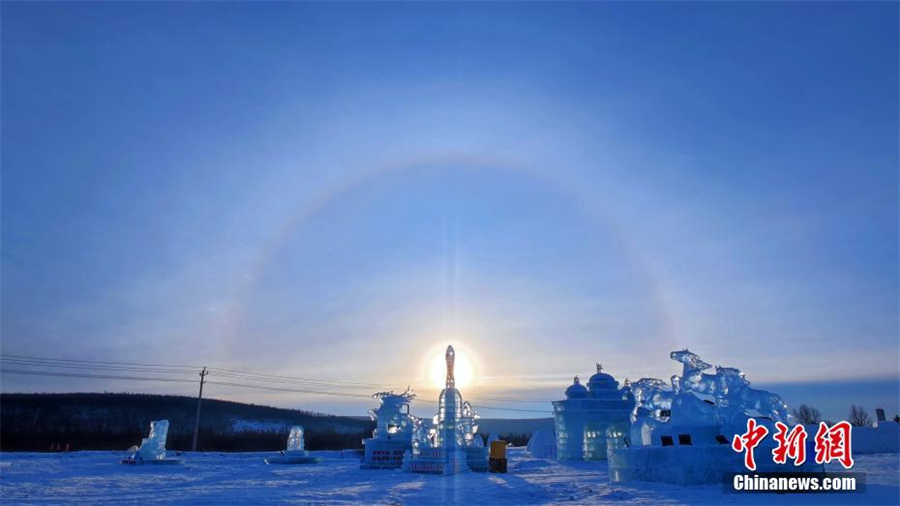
top-left (0, 354), bottom-right (401, 390)
top-left (0, 358), bottom-right (199, 376)
top-left (207, 367), bottom-right (396, 389)
top-left (0, 354), bottom-right (199, 371)
top-left (0, 369), bottom-right (198, 383)
top-left (0, 354), bottom-right (558, 413)
top-left (206, 380), bottom-right (375, 399)
top-left (206, 369), bottom-right (396, 390)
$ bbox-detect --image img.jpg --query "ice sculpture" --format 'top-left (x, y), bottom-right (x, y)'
top-left (629, 378), bottom-right (673, 422)
top-left (286, 425), bottom-right (305, 452)
top-left (122, 420), bottom-right (182, 465)
top-left (361, 389), bottom-right (422, 469)
top-left (371, 389), bottom-right (419, 440)
top-left (607, 349), bottom-right (817, 486)
top-left (714, 366), bottom-right (793, 425)
top-left (669, 349), bottom-right (718, 396)
top-left (552, 365), bottom-right (634, 460)
top-left (629, 351), bottom-right (793, 426)
top-left (265, 426), bottom-right (321, 465)
top-left (404, 345), bottom-right (489, 474)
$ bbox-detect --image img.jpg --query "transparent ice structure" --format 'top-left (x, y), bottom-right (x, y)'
top-left (265, 425), bottom-right (320, 464)
top-left (361, 389), bottom-right (421, 469)
top-left (285, 425), bottom-right (305, 452)
top-left (404, 345), bottom-right (489, 474)
top-left (122, 420), bottom-right (182, 465)
top-left (552, 365), bottom-right (634, 461)
top-left (607, 349), bottom-right (818, 486)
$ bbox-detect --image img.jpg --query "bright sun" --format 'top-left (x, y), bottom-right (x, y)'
top-left (428, 346), bottom-right (475, 389)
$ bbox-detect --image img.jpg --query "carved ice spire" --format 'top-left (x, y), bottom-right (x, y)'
top-left (445, 345), bottom-right (455, 389)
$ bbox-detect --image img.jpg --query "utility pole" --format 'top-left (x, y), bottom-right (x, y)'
top-left (192, 367), bottom-right (208, 452)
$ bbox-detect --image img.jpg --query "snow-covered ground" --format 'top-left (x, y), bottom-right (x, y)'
top-left (1, 448), bottom-right (897, 505)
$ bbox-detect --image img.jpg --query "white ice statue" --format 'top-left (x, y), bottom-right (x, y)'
top-left (629, 378), bottom-right (674, 422)
top-left (123, 419), bottom-right (182, 465)
top-left (370, 389), bottom-right (419, 440)
top-left (612, 350), bottom-right (813, 486)
top-left (411, 417), bottom-right (431, 453)
top-left (669, 349), bottom-right (719, 396)
top-left (406, 344), bottom-right (488, 474)
top-left (285, 426), bottom-right (305, 453)
top-left (667, 350), bottom-right (793, 425)
top-left (362, 388), bottom-right (422, 469)
top-left (715, 366), bottom-right (793, 425)
top-left (459, 400), bottom-right (481, 447)
top-left (138, 419), bottom-right (169, 461)
top-left (266, 425), bottom-right (320, 464)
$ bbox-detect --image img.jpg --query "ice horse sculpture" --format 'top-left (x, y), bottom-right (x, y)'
top-left (714, 365), bottom-right (792, 425)
top-left (403, 345), bottom-right (489, 475)
top-left (361, 389), bottom-right (422, 469)
top-left (670, 349), bottom-right (718, 397)
top-left (265, 426), bottom-right (321, 465)
top-left (629, 378), bottom-right (673, 422)
top-left (122, 420), bottom-right (182, 465)
top-left (607, 349), bottom-right (819, 485)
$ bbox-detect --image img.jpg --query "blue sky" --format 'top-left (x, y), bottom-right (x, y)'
top-left (2, 2), bottom-right (897, 421)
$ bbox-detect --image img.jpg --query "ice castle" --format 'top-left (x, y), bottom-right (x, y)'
top-left (403, 345), bottom-right (489, 474)
top-left (552, 364), bottom-right (634, 460)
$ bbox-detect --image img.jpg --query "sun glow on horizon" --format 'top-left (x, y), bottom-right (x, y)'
top-left (428, 345), bottom-right (475, 389)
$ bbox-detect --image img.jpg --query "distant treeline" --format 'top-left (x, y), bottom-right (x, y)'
top-left (0, 392), bottom-right (374, 452)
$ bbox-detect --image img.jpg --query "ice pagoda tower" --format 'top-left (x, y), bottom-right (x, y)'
top-left (552, 363), bottom-right (634, 461)
top-left (403, 345), bottom-right (488, 474)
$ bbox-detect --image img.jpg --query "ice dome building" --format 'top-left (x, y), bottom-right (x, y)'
top-left (552, 364), bottom-right (634, 460)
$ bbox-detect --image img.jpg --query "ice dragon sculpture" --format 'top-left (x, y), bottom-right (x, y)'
top-left (370, 389), bottom-right (420, 440)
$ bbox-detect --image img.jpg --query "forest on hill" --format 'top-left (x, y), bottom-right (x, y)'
top-left (0, 393), bottom-right (374, 452)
